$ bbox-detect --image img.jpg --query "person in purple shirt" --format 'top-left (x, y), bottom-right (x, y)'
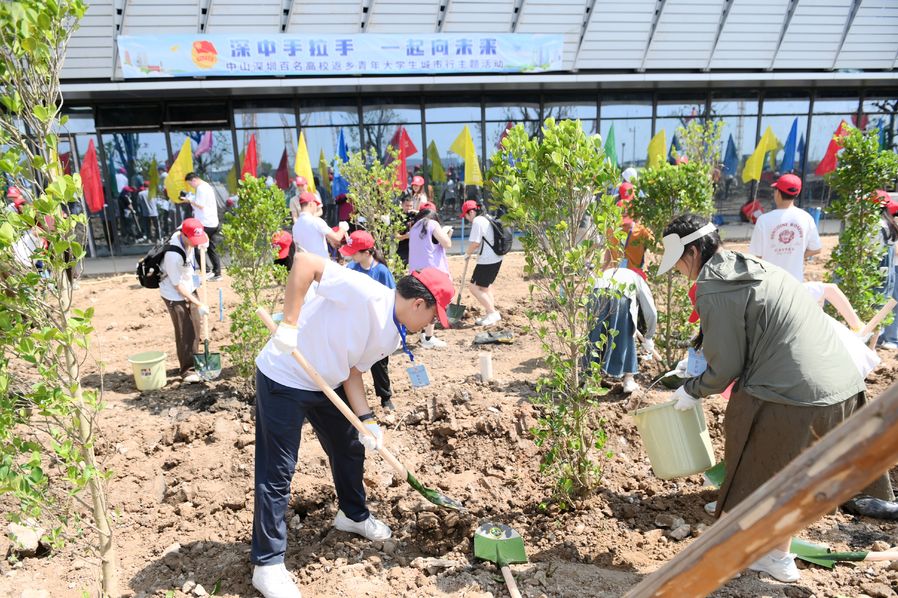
top-left (341, 230), bottom-right (397, 411)
top-left (407, 204), bottom-right (452, 348)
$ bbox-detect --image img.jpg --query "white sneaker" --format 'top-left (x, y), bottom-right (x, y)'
top-left (419, 334), bottom-right (447, 349)
top-left (622, 375), bottom-right (638, 394)
top-left (333, 510), bottom-right (392, 541)
top-left (252, 563), bottom-right (301, 598)
top-left (880, 341), bottom-right (898, 350)
top-left (480, 311), bottom-right (502, 327)
top-left (704, 500), bottom-right (717, 515)
top-left (182, 373), bottom-right (201, 384)
top-left (748, 550), bottom-right (800, 583)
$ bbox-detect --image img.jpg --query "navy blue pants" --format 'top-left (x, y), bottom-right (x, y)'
top-left (252, 369), bottom-right (368, 565)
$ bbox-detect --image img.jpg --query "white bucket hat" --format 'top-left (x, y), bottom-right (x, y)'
top-left (657, 222), bottom-right (717, 275)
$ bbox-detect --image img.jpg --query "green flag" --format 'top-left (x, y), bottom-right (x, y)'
top-left (604, 124), bottom-right (618, 166)
top-left (427, 141), bottom-right (446, 183)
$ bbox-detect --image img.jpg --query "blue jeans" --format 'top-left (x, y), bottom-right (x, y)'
top-left (587, 295), bottom-right (638, 378)
top-left (251, 369), bottom-right (368, 565)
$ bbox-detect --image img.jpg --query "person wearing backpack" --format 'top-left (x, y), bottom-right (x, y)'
top-left (159, 218), bottom-right (211, 384)
top-left (462, 200), bottom-right (503, 327)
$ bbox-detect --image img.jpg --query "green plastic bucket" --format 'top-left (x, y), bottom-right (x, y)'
top-left (127, 351), bottom-right (167, 391)
top-left (631, 399), bottom-right (716, 480)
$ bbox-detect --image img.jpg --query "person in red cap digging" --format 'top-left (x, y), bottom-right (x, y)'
top-left (271, 230), bottom-right (295, 271)
top-left (462, 199), bottom-right (503, 326)
top-left (748, 174), bottom-right (821, 281)
top-left (341, 230), bottom-right (397, 411)
top-left (159, 218), bottom-right (211, 384)
top-left (252, 252), bottom-right (453, 598)
top-left (291, 191), bottom-right (348, 259)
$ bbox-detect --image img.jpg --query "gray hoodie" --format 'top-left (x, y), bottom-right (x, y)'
top-left (683, 250), bottom-right (864, 407)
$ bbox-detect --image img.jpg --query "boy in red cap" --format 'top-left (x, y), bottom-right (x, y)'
top-left (462, 200), bottom-right (503, 326)
top-left (159, 218), bottom-right (211, 384)
top-left (271, 230), bottom-right (294, 271)
top-left (252, 253), bottom-right (452, 598)
top-left (341, 230), bottom-right (397, 410)
top-left (288, 175), bottom-right (312, 222)
top-left (292, 191), bottom-right (348, 259)
top-left (748, 174), bottom-right (821, 281)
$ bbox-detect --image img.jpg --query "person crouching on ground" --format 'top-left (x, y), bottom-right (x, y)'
top-left (252, 252), bottom-right (453, 598)
top-left (340, 230), bottom-right (397, 411)
top-left (462, 200), bottom-right (503, 327)
top-left (587, 265), bottom-right (657, 394)
top-left (660, 214), bottom-right (893, 584)
top-left (159, 218), bottom-right (210, 384)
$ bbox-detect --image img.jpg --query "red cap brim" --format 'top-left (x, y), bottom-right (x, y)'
top-left (339, 244), bottom-right (360, 257)
top-left (436, 303), bottom-right (450, 328)
top-left (184, 231), bottom-right (209, 246)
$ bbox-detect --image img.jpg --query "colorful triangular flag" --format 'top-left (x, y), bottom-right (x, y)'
top-left (241, 134), bottom-right (258, 180)
top-left (294, 131), bottom-right (317, 194)
top-left (814, 121), bottom-right (848, 176)
top-left (604, 124), bottom-right (618, 166)
top-left (318, 149), bottom-right (331, 194)
top-left (668, 133), bottom-right (681, 164)
top-left (165, 138), bottom-right (194, 202)
top-left (427, 141), bottom-right (446, 183)
top-left (194, 131), bottom-right (213, 157)
top-left (274, 148), bottom-right (290, 190)
top-left (450, 125), bottom-right (482, 186)
top-left (722, 134), bottom-right (738, 176)
top-left (742, 127), bottom-right (779, 183)
top-left (780, 118), bottom-right (798, 173)
top-left (80, 138), bottom-right (104, 214)
top-left (646, 130), bottom-right (666, 169)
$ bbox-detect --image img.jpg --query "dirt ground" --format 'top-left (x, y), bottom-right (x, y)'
top-left (2, 235), bottom-right (898, 598)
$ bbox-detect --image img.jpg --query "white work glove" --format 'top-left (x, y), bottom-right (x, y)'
top-left (197, 304), bottom-right (210, 317)
top-left (338, 221), bottom-right (350, 232)
top-left (442, 225), bottom-right (454, 237)
top-left (642, 338), bottom-right (655, 359)
top-left (853, 328), bottom-right (873, 343)
top-left (673, 357), bottom-right (689, 377)
top-left (358, 421), bottom-right (383, 451)
top-left (380, 214), bottom-right (391, 225)
top-left (672, 385), bottom-right (701, 411)
top-left (272, 322), bottom-right (298, 353)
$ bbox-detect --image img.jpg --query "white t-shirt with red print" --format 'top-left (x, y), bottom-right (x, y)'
top-left (748, 206), bottom-right (821, 281)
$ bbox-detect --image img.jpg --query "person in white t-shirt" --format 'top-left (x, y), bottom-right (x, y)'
top-left (748, 174), bottom-right (821, 281)
top-left (158, 218), bottom-right (210, 384)
top-left (462, 200), bottom-right (503, 326)
top-left (185, 172), bottom-right (222, 280)
top-left (291, 191), bottom-right (347, 258)
top-left (252, 253), bottom-right (454, 598)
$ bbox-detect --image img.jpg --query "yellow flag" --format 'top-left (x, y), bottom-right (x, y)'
top-left (318, 149), bottom-right (331, 194)
top-left (166, 138), bottom-right (194, 202)
top-left (646, 130), bottom-right (666, 169)
top-left (450, 125), bottom-right (482, 186)
top-left (294, 131), bottom-right (316, 194)
top-left (742, 126), bottom-right (780, 183)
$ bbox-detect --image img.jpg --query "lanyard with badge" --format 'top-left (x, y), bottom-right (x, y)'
top-left (393, 310), bottom-right (430, 388)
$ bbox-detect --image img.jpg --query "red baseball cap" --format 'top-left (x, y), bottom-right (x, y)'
top-left (272, 230), bottom-right (292, 259)
top-left (7, 186), bottom-right (21, 199)
top-left (339, 230), bottom-right (375, 256)
top-left (294, 175), bottom-right (307, 187)
top-left (418, 201), bottom-right (436, 212)
top-left (411, 268), bottom-right (454, 328)
top-left (461, 199), bottom-right (479, 219)
top-left (299, 191), bottom-right (320, 205)
top-left (619, 182), bottom-right (634, 203)
top-left (180, 218), bottom-right (209, 245)
top-left (771, 174), bottom-right (802, 195)
top-left (412, 175), bottom-right (425, 187)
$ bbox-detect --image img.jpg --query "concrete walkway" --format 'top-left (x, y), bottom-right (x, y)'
top-left (80, 219), bottom-right (843, 278)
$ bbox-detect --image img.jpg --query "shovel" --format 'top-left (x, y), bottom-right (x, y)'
top-left (193, 247), bottom-right (222, 380)
top-left (447, 256), bottom-right (472, 325)
top-left (256, 307), bottom-right (465, 511)
top-left (474, 522), bottom-right (527, 598)
top-left (790, 538), bottom-right (898, 568)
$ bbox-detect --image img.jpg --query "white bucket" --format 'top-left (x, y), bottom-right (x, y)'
top-left (127, 351), bottom-right (167, 391)
top-left (631, 399), bottom-right (716, 480)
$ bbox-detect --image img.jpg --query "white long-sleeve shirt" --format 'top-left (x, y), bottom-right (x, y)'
top-left (594, 267), bottom-right (657, 340)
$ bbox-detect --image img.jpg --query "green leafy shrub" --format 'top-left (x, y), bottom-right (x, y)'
top-left (221, 176), bottom-right (290, 393)
top-left (825, 125), bottom-right (898, 322)
top-left (630, 160), bottom-right (715, 366)
top-left (489, 118), bottom-right (622, 503)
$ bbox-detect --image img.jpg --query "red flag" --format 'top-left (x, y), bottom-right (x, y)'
top-left (59, 151), bottom-right (73, 175)
top-left (851, 113), bottom-right (869, 131)
top-left (389, 126), bottom-right (418, 191)
top-left (814, 120), bottom-right (848, 176)
top-left (80, 139), bottom-right (104, 213)
top-left (497, 121), bottom-right (513, 149)
top-left (241, 133), bottom-right (258, 179)
top-left (274, 148), bottom-right (290, 190)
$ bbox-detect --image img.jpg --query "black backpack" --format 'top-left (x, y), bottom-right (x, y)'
top-left (136, 243), bottom-right (186, 289)
top-left (483, 214), bottom-right (513, 256)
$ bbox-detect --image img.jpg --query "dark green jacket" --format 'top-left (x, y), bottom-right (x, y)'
top-left (683, 251), bottom-right (864, 406)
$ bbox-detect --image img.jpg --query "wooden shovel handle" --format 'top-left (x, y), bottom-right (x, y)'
top-left (501, 566), bottom-right (522, 598)
top-left (634, 330), bottom-right (664, 363)
top-left (865, 550), bottom-right (898, 562)
top-left (199, 246), bottom-right (210, 341)
top-left (256, 307), bottom-right (409, 479)
top-left (860, 297), bottom-right (898, 338)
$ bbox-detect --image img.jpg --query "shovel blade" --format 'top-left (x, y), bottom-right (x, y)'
top-left (194, 341), bottom-right (222, 381)
top-left (406, 471), bottom-right (465, 511)
top-left (474, 523), bottom-right (527, 566)
top-left (447, 303), bottom-right (466, 324)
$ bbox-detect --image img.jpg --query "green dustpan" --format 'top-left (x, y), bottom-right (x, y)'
top-left (194, 340), bottom-right (222, 381)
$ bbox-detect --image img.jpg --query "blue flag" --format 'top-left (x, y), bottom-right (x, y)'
top-left (780, 117), bottom-right (798, 173)
top-left (878, 118), bottom-right (887, 149)
top-left (331, 128), bottom-right (350, 197)
top-left (668, 133), bottom-right (681, 164)
top-left (722, 134), bottom-right (738, 176)
top-left (797, 134), bottom-right (805, 170)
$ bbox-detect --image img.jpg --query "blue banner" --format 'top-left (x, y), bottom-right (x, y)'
top-left (117, 33), bottom-right (564, 79)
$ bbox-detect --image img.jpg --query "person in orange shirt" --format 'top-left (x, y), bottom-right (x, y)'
top-left (605, 182), bottom-right (653, 278)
